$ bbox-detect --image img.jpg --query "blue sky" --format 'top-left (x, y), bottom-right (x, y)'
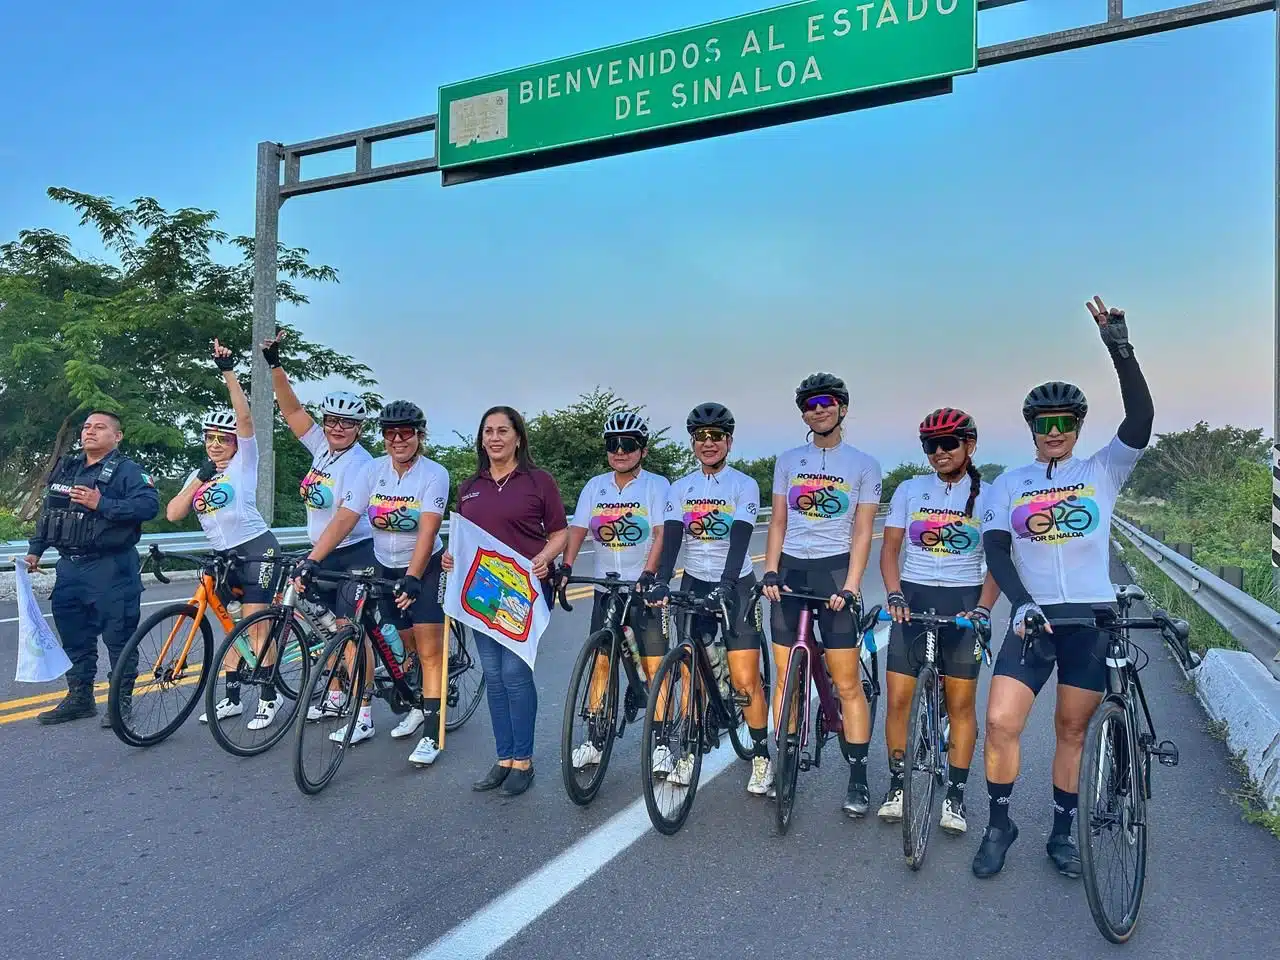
top-left (1, 1), bottom-right (1275, 470)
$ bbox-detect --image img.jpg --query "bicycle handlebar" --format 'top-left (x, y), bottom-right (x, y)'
top-left (872, 608), bottom-right (978, 631)
top-left (554, 573), bottom-right (642, 612)
top-left (750, 583), bottom-right (850, 608)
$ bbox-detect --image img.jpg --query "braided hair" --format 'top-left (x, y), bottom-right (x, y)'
top-left (963, 460), bottom-right (982, 518)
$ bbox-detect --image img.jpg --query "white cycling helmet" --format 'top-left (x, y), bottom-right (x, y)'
top-left (202, 409), bottom-right (237, 432)
top-left (321, 391), bottom-right (369, 420)
top-left (603, 411), bottom-right (649, 442)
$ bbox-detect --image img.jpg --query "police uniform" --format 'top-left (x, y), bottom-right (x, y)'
top-left (27, 449), bottom-right (160, 724)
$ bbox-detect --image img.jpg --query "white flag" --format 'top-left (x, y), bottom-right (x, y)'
top-left (442, 512), bottom-right (551, 671)
top-left (14, 561), bottom-right (72, 683)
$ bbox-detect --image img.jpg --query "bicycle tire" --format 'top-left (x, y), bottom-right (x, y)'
top-left (560, 630), bottom-right (619, 807)
top-left (774, 648), bottom-right (807, 836)
top-left (109, 603), bottom-right (213, 748)
top-left (728, 627), bottom-right (773, 761)
top-left (1079, 697), bottom-right (1148, 944)
top-left (446, 621), bottom-right (485, 731)
top-left (206, 609), bottom-right (310, 758)
top-left (902, 665), bottom-right (940, 870)
top-left (640, 643), bottom-right (704, 835)
top-left (294, 626), bottom-right (367, 796)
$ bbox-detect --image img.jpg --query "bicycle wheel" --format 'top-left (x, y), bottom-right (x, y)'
top-left (1079, 698), bottom-right (1148, 944)
top-left (294, 626), bottom-right (368, 796)
top-left (728, 623), bottom-right (773, 761)
top-left (640, 642), bottom-right (704, 835)
top-left (902, 665), bottom-right (941, 870)
top-left (109, 603), bottom-right (213, 747)
top-left (206, 608), bottom-right (309, 758)
top-left (774, 647), bottom-right (808, 836)
top-left (561, 630), bottom-right (620, 806)
top-left (446, 620), bottom-right (485, 732)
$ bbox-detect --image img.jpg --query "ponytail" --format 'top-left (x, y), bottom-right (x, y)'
top-left (963, 461), bottom-right (982, 518)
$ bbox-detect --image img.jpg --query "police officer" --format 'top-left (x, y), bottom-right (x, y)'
top-left (23, 410), bottom-right (160, 725)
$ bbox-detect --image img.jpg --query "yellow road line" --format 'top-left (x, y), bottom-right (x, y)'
top-left (0, 673), bottom-right (202, 725)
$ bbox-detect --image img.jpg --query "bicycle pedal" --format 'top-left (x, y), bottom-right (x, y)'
top-left (799, 753), bottom-right (812, 772)
top-left (1153, 739), bottom-right (1180, 766)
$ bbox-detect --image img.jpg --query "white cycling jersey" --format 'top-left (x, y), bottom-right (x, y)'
top-left (299, 424), bottom-right (374, 549)
top-left (341, 454), bottom-right (450, 569)
top-left (187, 434), bottom-right (270, 552)
top-left (571, 469), bottom-right (671, 590)
top-left (886, 473), bottom-right (988, 588)
top-left (663, 465), bottom-right (759, 581)
top-left (773, 440), bottom-right (882, 560)
top-left (981, 434), bottom-right (1143, 605)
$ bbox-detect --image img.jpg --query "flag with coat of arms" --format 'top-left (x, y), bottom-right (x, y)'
top-left (442, 512), bottom-right (551, 671)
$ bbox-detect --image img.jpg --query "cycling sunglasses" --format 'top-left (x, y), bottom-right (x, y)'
top-left (605, 435), bottom-right (644, 454)
top-left (802, 394), bottom-right (840, 412)
top-left (922, 435), bottom-right (964, 455)
top-left (203, 431), bottom-right (235, 445)
top-left (323, 415), bottom-right (362, 431)
top-left (692, 428), bottom-right (728, 444)
top-left (1033, 414), bottom-right (1079, 436)
top-left (382, 426), bottom-right (419, 442)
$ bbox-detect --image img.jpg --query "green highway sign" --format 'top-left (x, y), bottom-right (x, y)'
top-left (438, 1), bottom-right (977, 179)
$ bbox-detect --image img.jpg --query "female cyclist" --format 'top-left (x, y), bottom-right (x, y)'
top-left (877, 407), bottom-right (999, 836)
top-left (646, 402), bottom-right (767, 795)
top-left (560, 411), bottom-right (671, 770)
top-left (761, 373), bottom-right (883, 816)
top-left (167, 340), bottom-right (282, 729)
top-left (296, 401), bottom-right (450, 767)
top-left (974, 296), bottom-right (1153, 879)
top-left (260, 331), bottom-right (375, 625)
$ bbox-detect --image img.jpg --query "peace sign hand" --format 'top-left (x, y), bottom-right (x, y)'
top-left (1086, 295), bottom-right (1131, 355)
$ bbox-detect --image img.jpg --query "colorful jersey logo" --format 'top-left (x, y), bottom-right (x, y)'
top-left (588, 503), bottom-right (651, 549)
top-left (368, 494), bottom-right (420, 533)
top-left (1011, 485), bottom-right (1101, 544)
top-left (788, 474), bottom-right (851, 520)
top-left (908, 510), bottom-right (980, 556)
top-left (462, 548), bottom-right (535, 642)
top-left (300, 468), bottom-right (335, 510)
top-left (683, 499), bottom-right (732, 541)
top-left (193, 478), bottom-right (233, 515)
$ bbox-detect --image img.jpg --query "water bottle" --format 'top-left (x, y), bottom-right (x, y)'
top-left (227, 600), bottom-right (244, 623)
top-left (623, 625), bottom-right (642, 667)
top-left (708, 640), bottom-right (731, 702)
top-left (297, 596), bottom-right (338, 636)
top-left (381, 621), bottom-right (405, 664)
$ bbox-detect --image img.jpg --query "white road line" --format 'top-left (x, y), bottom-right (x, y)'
top-left (412, 747), bottom-right (741, 960)
top-left (0, 596), bottom-right (176, 625)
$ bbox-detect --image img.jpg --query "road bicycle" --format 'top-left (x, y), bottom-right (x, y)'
top-left (293, 566), bottom-right (484, 795)
top-left (639, 588), bottom-right (772, 835)
top-left (107, 545), bottom-right (297, 747)
top-left (1024, 584), bottom-right (1191, 944)
top-left (866, 606), bottom-right (990, 869)
top-left (764, 588), bottom-right (882, 835)
top-left (557, 572), bottom-right (650, 806)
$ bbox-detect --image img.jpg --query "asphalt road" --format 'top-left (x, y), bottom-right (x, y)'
top-left (1, 528), bottom-right (1275, 960)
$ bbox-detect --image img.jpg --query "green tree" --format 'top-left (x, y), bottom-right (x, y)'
top-left (1124, 421), bottom-right (1269, 499)
top-left (0, 187), bottom-right (378, 518)
top-left (881, 462), bottom-right (933, 502)
top-left (731, 456), bottom-right (777, 504)
top-left (977, 462), bottom-right (1006, 482)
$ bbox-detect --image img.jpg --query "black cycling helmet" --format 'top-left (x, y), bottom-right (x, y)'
top-left (378, 400), bottom-right (426, 430)
top-left (795, 372), bottom-right (850, 410)
top-left (686, 402), bottom-right (735, 435)
top-left (1022, 381), bottom-right (1088, 423)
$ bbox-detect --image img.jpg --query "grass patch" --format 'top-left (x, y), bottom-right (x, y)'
top-left (1226, 751), bottom-right (1280, 840)
top-left (1114, 540), bottom-right (1242, 654)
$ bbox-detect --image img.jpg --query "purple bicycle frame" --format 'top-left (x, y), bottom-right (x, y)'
top-left (774, 602), bottom-right (843, 752)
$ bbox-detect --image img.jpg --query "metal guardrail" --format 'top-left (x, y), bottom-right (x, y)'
top-left (2, 502), bottom-right (891, 567)
top-left (1112, 515), bottom-right (1280, 681)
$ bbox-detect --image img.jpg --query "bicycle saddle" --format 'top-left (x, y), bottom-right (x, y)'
top-left (1114, 583), bottom-right (1146, 603)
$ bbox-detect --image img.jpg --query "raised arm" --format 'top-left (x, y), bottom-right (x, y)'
top-left (1086, 297), bottom-right (1154, 450)
top-left (261, 331), bottom-right (315, 440)
top-left (212, 339), bottom-right (254, 439)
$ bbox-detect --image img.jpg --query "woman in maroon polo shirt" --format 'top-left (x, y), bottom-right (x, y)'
top-left (442, 405), bottom-right (568, 796)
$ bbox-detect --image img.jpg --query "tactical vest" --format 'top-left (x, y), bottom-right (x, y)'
top-left (35, 450), bottom-right (123, 552)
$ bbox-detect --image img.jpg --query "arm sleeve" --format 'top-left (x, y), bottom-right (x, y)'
top-left (857, 456), bottom-right (884, 506)
top-left (982, 530), bottom-right (1032, 611)
top-left (98, 463), bottom-right (160, 524)
top-left (300, 424), bottom-right (327, 457)
top-left (1111, 347), bottom-right (1154, 451)
top-left (885, 480), bottom-right (909, 529)
top-left (720, 520), bottom-right (754, 582)
top-left (569, 482), bottom-right (593, 530)
top-left (656, 519), bottom-right (684, 582)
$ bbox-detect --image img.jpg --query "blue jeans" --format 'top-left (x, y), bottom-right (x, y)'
top-left (475, 633), bottom-right (537, 761)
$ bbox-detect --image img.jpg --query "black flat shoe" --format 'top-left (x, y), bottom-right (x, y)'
top-left (1046, 833), bottom-right (1082, 879)
top-left (500, 767), bottom-right (535, 796)
top-left (972, 820), bottom-right (1019, 878)
top-left (472, 764), bottom-right (511, 792)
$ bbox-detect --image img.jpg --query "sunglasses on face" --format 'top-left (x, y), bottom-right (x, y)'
top-left (323, 416), bottom-right (361, 431)
top-left (802, 394), bottom-right (839, 412)
top-left (1033, 414), bottom-right (1079, 436)
top-left (605, 436), bottom-right (643, 455)
top-left (204, 432), bottom-right (235, 445)
top-left (383, 427), bottom-right (418, 442)
top-left (692, 428), bottom-right (728, 444)
top-left (922, 435), bottom-right (964, 455)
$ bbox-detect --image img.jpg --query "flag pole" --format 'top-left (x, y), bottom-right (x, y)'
top-left (439, 616), bottom-right (452, 749)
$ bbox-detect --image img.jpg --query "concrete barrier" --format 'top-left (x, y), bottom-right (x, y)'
top-left (1194, 648), bottom-right (1280, 806)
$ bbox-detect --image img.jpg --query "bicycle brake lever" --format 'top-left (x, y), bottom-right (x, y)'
top-left (557, 580), bottom-right (573, 613)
